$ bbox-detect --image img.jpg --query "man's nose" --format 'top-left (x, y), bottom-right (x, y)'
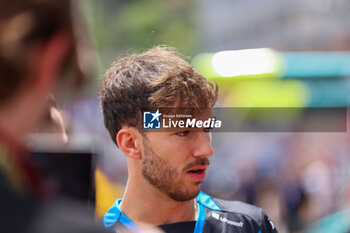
top-left (192, 132), bottom-right (214, 158)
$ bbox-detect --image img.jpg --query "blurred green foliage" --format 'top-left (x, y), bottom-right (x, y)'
top-left (82, 0), bottom-right (197, 74)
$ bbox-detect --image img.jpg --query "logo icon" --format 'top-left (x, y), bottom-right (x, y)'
top-left (211, 212), bottom-right (220, 220)
top-left (211, 212), bottom-right (244, 228)
top-left (143, 110), bottom-right (161, 129)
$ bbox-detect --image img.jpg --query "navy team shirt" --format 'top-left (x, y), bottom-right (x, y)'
top-left (103, 191), bottom-right (278, 233)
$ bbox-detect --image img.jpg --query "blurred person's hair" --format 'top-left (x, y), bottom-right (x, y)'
top-left (100, 46), bottom-right (218, 146)
top-left (0, 0), bottom-right (93, 104)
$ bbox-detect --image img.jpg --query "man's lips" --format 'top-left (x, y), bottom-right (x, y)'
top-left (187, 165), bottom-right (208, 172)
top-left (186, 165), bottom-right (208, 182)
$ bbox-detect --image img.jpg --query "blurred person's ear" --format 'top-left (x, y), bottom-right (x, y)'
top-left (117, 127), bottom-right (143, 160)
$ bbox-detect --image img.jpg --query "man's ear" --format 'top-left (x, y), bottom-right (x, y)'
top-left (117, 127), bottom-right (143, 160)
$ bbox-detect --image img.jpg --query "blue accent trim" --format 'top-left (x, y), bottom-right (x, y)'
top-left (119, 212), bottom-right (143, 233)
top-left (258, 231), bottom-right (261, 233)
top-left (103, 199), bottom-right (143, 232)
top-left (196, 191), bottom-right (221, 211)
top-left (193, 200), bottom-right (206, 233)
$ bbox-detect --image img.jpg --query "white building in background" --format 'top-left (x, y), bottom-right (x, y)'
top-left (195, 0), bottom-right (350, 52)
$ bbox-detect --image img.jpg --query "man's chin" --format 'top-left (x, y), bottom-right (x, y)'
top-left (167, 187), bottom-right (201, 202)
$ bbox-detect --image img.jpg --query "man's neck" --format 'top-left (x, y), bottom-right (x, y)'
top-left (120, 179), bottom-right (197, 227)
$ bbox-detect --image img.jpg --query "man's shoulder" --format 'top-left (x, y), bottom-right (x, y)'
top-left (197, 191), bottom-right (264, 218)
top-left (212, 196), bottom-right (265, 221)
top-left (197, 192), bottom-right (278, 233)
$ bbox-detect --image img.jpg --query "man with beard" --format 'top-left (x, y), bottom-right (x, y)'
top-left (100, 46), bottom-right (278, 233)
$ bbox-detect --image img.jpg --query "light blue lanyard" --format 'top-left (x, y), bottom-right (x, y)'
top-left (193, 200), bottom-right (206, 233)
top-left (115, 199), bottom-right (143, 233)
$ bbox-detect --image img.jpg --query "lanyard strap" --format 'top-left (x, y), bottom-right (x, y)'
top-left (114, 199), bottom-right (143, 232)
top-left (193, 200), bottom-right (205, 233)
top-left (117, 200), bottom-right (205, 233)
top-left (119, 212), bottom-right (143, 233)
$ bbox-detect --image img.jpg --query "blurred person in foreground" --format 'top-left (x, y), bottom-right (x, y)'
top-left (0, 0), bottom-right (109, 232)
top-left (100, 46), bottom-right (278, 233)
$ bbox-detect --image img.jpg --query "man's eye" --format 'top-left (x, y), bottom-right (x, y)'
top-left (176, 130), bottom-right (189, 136)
